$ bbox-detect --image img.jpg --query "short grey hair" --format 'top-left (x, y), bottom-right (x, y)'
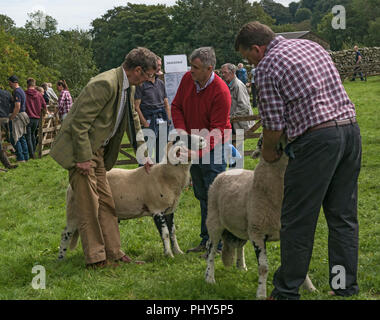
top-left (189, 47), bottom-right (216, 70)
top-left (221, 63), bottom-right (237, 74)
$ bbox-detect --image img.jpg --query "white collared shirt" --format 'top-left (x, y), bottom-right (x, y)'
top-left (104, 69), bottom-right (129, 146)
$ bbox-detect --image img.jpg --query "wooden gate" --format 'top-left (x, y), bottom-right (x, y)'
top-left (36, 104), bottom-right (61, 158)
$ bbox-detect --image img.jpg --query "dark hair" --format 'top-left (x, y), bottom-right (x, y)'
top-left (235, 21), bottom-right (276, 51)
top-left (123, 47), bottom-right (157, 72)
top-left (57, 80), bottom-right (69, 90)
top-left (27, 78), bottom-right (36, 87)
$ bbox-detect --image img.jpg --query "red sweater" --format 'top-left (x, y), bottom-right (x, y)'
top-left (171, 72), bottom-right (231, 156)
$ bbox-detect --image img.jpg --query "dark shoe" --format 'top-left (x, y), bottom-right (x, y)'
top-left (118, 255), bottom-right (145, 265)
top-left (186, 243), bottom-right (207, 253)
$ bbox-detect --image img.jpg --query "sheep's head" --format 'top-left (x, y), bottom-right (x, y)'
top-left (166, 134), bottom-right (207, 165)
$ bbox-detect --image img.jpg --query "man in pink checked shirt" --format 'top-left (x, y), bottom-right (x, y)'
top-left (235, 21), bottom-right (362, 300)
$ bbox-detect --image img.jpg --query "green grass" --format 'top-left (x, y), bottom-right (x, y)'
top-left (0, 76), bottom-right (379, 300)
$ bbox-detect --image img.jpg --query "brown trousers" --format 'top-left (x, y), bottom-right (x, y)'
top-left (69, 148), bottom-right (125, 264)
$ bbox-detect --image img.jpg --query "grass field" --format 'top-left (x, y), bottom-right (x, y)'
top-left (0, 76), bottom-right (379, 300)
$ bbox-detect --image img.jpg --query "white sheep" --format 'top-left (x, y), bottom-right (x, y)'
top-left (58, 134), bottom-right (206, 260)
top-left (204, 136), bottom-right (316, 299)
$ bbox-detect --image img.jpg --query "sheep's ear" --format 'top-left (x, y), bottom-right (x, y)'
top-left (251, 149), bottom-right (261, 159)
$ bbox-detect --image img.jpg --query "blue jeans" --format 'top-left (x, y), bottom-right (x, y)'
top-left (190, 147), bottom-right (226, 245)
top-left (9, 121), bottom-right (29, 161)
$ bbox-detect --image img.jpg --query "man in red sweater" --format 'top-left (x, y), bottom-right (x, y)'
top-left (171, 47), bottom-right (232, 253)
top-left (25, 78), bottom-right (47, 159)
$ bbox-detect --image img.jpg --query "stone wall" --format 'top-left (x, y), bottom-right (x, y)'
top-left (329, 47), bottom-right (380, 80)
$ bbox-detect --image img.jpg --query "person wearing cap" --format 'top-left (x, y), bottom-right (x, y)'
top-left (0, 84), bottom-right (18, 170)
top-left (8, 75), bottom-right (30, 162)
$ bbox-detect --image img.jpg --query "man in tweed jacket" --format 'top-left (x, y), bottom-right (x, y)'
top-left (50, 47), bottom-right (157, 268)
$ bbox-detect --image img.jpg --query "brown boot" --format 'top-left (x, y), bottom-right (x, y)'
top-left (0, 150), bottom-right (18, 169)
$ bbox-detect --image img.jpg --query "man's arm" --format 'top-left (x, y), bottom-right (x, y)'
top-left (262, 128), bottom-right (283, 163)
top-left (164, 97), bottom-right (171, 122)
top-left (134, 99), bottom-right (149, 127)
top-left (9, 102), bottom-right (20, 121)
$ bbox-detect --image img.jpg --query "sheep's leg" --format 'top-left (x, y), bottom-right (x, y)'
top-left (164, 213), bottom-right (184, 255)
top-left (302, 274), bottom-right (317, 292)
top-left (153, 213), bottom-right (174, 258)
top-left (236, 246), bottom-right (248, 271)
top-left (251, 236), bottom-right (268, 299)
top-left (58, 226), bottom-right (75, 260)
top-left (205, 227), bottom-right (224, 284)
top-left (221, 234), bottom-right (235, 268)
top-left (205, 239), bottom-right (218, 284)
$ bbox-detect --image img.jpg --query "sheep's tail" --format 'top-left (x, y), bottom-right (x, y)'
top-left (69, 230), bottom-right (79, 250)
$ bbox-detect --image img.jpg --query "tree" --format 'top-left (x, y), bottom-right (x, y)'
top-left (288, 2), bottom-right (300, 19)
top-left (294, 8), bottom-right (312, 23)
top-left (170, 0), bottom-right (274, 66)
top-left (260, 0), bottom-right (292, 25)
top-left (0, 29), bottom-right (59, 90)
top-left (91, 4), bottom-right (172, 72)
top-left (367, 17), bottom-right (380, 46)
top-left (0, 14), bottom-right (15, 32)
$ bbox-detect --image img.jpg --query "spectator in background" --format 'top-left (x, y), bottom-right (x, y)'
top-left (134, 56), bottom-right (171, 163)
top-left (248, 66), bottom-right (257, 108)
top-left (236, 63), bottom-right (248, 84)
top-left (220, 63), bottom-right (254, 132)
top-left (351, 45), bottom-right (364, 81)
top-left (0, 85), bottom-right (18, 170)
top-left (8, 75), bottom-right (29, 163)
top-left (57, 80), bottom-right (73, 121)
top-left (42, 82), bottom-right (58, 103)
top-left (25, 78), bottom-right (47, 159)
top-left (37, 86), bottom-right (50, 104)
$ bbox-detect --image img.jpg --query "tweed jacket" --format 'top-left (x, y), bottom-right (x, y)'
top-left (50, 66), bottom-right (145, 171)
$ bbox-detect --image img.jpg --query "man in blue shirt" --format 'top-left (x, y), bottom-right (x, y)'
top-left (134, 57), bottom-right (171, 163)
top-left (350, 46), bottom-right (364, 81)
top-left (8, 75), bottom-right (29, 162)
top-left (0, 85), bottom-right (18, 170)
top-left (236, 63), bottom-right (248, 84)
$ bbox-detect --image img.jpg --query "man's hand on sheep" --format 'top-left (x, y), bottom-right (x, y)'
top-left (262, 128), bottom-right (284, 163)
top-left (76, 161), bottom-right (92, 175)
top-left (143, 157), bottom-right (154, 173)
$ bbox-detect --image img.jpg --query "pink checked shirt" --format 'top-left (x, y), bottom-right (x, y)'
top-left (58, 90), bottom-right (73, 117)
top-left (255, 36), bottom-right (356, 139)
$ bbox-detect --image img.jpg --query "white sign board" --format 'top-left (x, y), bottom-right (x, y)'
top-left (164, 72), bottom-right (186, 107)
top-left (164, 55), bottom-right (188, 73)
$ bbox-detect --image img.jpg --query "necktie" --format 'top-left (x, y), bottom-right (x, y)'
top-left (126, 87), bottom-right (137, 151)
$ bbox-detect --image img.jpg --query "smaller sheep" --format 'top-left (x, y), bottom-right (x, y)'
top-left (58, 134), bottom-right (206, 260)
top-left (204, 136), bottom-right (316, 299)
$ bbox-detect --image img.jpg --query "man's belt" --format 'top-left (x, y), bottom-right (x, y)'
top-left (307, 117), bottom-right (356, 133)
